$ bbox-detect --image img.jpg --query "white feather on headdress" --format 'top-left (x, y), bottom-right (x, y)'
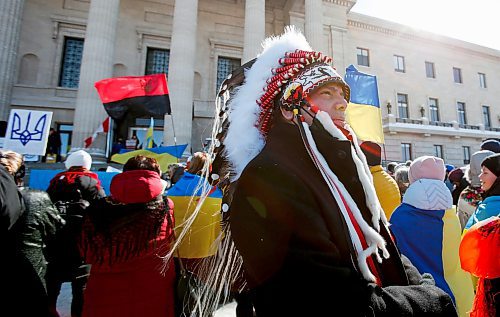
top-left (224, 26), bottom-right (311, 181)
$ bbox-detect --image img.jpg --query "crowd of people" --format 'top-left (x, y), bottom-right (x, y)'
top-left (1, 28), bottom-right (499, 317)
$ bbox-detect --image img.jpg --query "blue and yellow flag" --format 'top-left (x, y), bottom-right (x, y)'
top-left (111, 144), bottom-right (188, 172)
top-left (144, 117), bottom-right (154, 149)
top-left (167, 172), bottom-right (223, 258)
top-left (390, 206), bottom-right (474, 316)
top-left (344, 65), bottom-right (384, 143)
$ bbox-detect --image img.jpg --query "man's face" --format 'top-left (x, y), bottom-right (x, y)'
top-left (306, 82), bottom-right (348, 125)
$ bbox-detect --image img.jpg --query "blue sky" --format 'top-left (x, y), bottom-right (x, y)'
top-left (351, 0), bottom-right (500, 50)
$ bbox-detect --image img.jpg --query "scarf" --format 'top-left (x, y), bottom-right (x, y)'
top-left (298, 111), bottom-right (389, 284)
top-left (81, 195), bottom-right (172, 265)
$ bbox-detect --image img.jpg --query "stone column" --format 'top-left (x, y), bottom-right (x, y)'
top-left (71, 0), bottom-right (120, 153)
top-left (163, 0), bottom-right (198, 151)
top-left (305, 0), bottom-right (324, 52)
top-left (243, 0), bottom-right (265, 63)
top-left (0, 0), bottom-right (25, 121)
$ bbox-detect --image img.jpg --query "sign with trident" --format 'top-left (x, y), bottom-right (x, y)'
top-left (3, 109), bottom-right (53, 155)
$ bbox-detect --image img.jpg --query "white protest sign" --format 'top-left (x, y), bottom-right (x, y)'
top-left (4, 109), bottom-right (53, 155)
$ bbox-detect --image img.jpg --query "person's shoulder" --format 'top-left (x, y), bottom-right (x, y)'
top-left (21, 189), bottom-right (53, 208)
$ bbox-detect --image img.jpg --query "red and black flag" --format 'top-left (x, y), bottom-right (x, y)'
top-left (94, 74), bottom-right (171, 120)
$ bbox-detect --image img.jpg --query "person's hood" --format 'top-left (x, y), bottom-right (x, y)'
top-left (110, 170), bottom-right (165, 204)
top-left (403, 178), bottom-right (452, 211)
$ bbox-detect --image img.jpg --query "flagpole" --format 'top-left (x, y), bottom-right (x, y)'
top-left (382, 143), bottom-right (388, 168)
top-left (105, 118), bottom-right (113, 160)
top-left (169, 114), bottom-right (179, 162)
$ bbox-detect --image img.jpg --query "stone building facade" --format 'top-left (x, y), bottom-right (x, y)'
top-left (1, 0), bottom-right (499, 165)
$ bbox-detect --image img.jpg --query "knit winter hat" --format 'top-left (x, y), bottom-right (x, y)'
top-left (448, 168), bottom-right (464, 183)
top-left (468, 150), bottom-right (494, 187)
top-left (65, 150), bottom-right (92, 170)
top-left (480, 139), bottom-right (500, 153)
top-left (408, 155), bottom-right (446, 184)
top-left (360, 141), bottom-right (381, 166)
top-left (481, 153), bottom-right (500, 177)
top-left (445, 164), bottom-right (455, 173)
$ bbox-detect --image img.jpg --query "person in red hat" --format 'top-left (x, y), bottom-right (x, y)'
top-left (80, 156), bottom-right (176, 317)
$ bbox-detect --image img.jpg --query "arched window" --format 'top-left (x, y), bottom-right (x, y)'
top-left (18, 53), bottom-right (39, 84)
top-left (113, 63), bottom-right (128, 77)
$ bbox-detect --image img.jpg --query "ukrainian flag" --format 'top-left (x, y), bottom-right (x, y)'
top-left (167, 172), bottom-right (223, 258)
top-left (344, 65), bottom-right (384, 143)
top-left (390, 206), bottom-right (474, 316)
top-left (110, 144), bottom-right (187, 172)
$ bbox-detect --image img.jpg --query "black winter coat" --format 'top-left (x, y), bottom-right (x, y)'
top-left (230, 118), bottom-right (457, 316)
top-left (2, 189), bottom-right (64, 317)
top-left (0, 164), bottom-right (24, 232)
top-left (46, 169), bottom-right (105, 276)
top-left (17, 189), bottom-right (65, 289)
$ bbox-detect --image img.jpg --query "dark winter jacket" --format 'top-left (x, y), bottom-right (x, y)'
top-left (0, 164), bottom-right (24, 232)
top-left (17, 189), bottom-right (65, 289)
top-left (46, 169), bottom-right (105, 275)
top-left (47, 169), bottom-right (105, 203)
top-left (4, 189), bottom-right (65, 316)
top-left (230, 118), bottom-right (457, 316)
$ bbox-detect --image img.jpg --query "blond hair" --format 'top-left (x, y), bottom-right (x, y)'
top-left (0, 150), bottom-right (24, 175)
top-left (187, 152), bottom-right (209, 175)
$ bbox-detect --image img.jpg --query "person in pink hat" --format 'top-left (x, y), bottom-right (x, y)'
top-left (390, 156), bottom-right (474, 316)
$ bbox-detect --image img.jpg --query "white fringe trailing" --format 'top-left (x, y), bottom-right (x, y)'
top-left (305, 111), bottom-right (391, 282)
top-left (315, 111), bottom-right (388, 228)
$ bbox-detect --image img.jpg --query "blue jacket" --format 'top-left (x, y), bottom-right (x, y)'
top-left (465, 195), bottom-right (500, 230)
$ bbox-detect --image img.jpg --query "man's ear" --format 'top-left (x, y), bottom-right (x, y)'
top-left (280, 107), bottom-right (294, 121)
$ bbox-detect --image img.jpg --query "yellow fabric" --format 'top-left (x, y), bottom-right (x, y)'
top-left (346, 102), bottom-right (384, 143)
top-left (442, 207), bottom-right (475, 317)
top-left (111, 150), bottom-right (178, 172)
top-left (172, 196), bottom-right (222, 258)
top-left (370, 165), bottom-right (400, 220)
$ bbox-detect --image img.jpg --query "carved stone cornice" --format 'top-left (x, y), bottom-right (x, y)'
top-left (347, 18), bottom-right (500, 60)
top-left (323, 0), bottom-right (355, 7)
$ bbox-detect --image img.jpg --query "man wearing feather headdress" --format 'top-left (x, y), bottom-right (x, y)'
top-left (190, 27), bottom-right (457, 316)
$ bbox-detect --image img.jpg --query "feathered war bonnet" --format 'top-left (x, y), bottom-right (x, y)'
top-left (210, 27), bottom-right (391, 285)
top-left (211, 26), bottom-right (349, 183)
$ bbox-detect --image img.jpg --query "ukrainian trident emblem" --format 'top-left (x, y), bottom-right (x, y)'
top-left (10, 112), bottom-right (47, 146)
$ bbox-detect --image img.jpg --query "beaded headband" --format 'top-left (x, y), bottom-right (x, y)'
top-left (256, 50), bottom-right (350, 137)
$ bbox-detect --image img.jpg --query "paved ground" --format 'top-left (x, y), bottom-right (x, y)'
top-left (57, 283), bottom-right (237, 316)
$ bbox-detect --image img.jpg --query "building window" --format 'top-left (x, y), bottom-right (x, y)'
top-left (357, 48), bottom-right (370, 67)
top-left (397, 93), bottom-right (409, 119)
top-left (434, 145), bottom-right (443, 159)
top-left (479, 72), bottom-right (487, 88)
top-left (482, 105), bottom-right (491, 128)
top-left (453, 67), bottom-right (462, 83)
top-left (463, 146), bottom-right (470, 164)
top-left (457, 102), bottom-right (467, 125)
top-left (216, 56), bottom-right (240, 92)
top-left (59, 37), bottom-right (84, 88)
top-left (401, 143), bottom-right (412, 161)
top-left (145, 48), bottom-right (170, 75)
top-left (394, 55), bottom-right (405, 72)
top-left (425, 61), bottom-right (435, 78)
top-left (429, 98), bottom-right (440, 122)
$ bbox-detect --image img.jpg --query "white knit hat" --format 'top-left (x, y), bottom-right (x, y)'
top-left (65, 150), bottom-right (92, 170)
